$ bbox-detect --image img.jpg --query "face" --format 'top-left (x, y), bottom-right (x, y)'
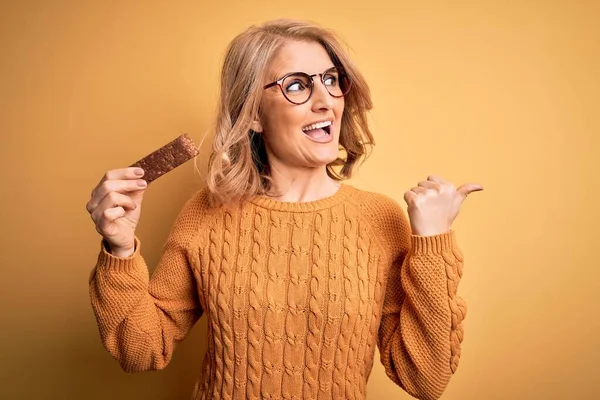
top-left (257, 40), bottom-right (345, 172)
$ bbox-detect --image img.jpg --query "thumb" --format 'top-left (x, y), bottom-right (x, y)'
top-left (130, 188), bottom-right (147, 206)
top-left (457, 183), bottom-right (484, 199)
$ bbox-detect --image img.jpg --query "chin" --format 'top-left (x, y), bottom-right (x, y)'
top-left (307, 149), bottom-right (339, 167)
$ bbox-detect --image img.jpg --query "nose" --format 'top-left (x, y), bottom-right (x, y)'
top-left (310, 76), bottom-right (335, 111)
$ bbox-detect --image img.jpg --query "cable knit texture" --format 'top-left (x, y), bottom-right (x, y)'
top-left (89, 184), bottom-right (466, 400)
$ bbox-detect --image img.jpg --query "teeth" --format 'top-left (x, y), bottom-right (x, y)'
top-left (302, 121), bottom-right (332, 132)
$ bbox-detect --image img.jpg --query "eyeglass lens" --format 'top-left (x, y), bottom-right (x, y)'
top-left (281, 68), bottom-right (348, 104)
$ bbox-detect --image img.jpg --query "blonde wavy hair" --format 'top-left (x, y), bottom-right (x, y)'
top-left (206, 19), bottom-right (374, 206)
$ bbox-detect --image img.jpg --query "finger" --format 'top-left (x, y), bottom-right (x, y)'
top-left (418, 180), bottom-right (439, 189)
top-left (100, 167), bottom-right (145, 184)
top-left (89, 179), bottom-right (147, 211)
top-left (85, 199), bottom-right (94, 214)
top-left (90, 167), bottom-right (144, 207)
top-left (410, 186), bottom-right (428, 195)
top-left (427, 175), bottom-right (448, 184)
top-left (457, 183), bottom-right (484, 198)
top-left (101, 191), bottom-right (138, 211)
top-left (403, 190), bottom-right (417, 204)
top-left (90, 192), bottom-right (138, 223)
top-left (95, 207), bottom-right (127, 234)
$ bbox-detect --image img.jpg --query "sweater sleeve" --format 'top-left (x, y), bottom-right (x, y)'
top-left (88, 191), bottom-right (206, 373)
top-left (378, 224), bottom-right (467, 400)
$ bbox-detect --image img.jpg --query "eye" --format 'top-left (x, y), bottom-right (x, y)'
top-left (323, 74), bottom-right (339, 87)
top-left (285, 79), bottom-right (311, 94)
top-left (283, 73), bottom-right (311, 95)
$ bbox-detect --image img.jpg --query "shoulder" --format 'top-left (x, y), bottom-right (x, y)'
top-left (344, 185), bottom-right (411, 258)
top-left (345, 185), bottom-right (407, 226)
top-left (169, 186), bottom-right (219, 237)
top-left (346, 186), bottom-right (402, 211)
top-left (177, 186), bottom-right (213, 218)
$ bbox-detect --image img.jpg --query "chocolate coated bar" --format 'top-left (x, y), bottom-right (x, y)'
top-left (130, 134), bottom-right (199, 184)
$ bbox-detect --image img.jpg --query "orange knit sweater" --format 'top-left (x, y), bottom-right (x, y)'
top-left (89, 184), bottom-right (466, 400)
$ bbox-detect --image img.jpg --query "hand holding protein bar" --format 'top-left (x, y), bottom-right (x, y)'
top-left (85, 134), bottom-right (199, 257)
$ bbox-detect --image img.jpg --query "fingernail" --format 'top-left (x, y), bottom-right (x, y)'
top-left (137, 180), bottom-right (147, 187)
top-left (134, 168), bottom-right (144, 176)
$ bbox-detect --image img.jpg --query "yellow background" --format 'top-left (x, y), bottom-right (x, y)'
top-left (1, 1), bottom-right (598, 399)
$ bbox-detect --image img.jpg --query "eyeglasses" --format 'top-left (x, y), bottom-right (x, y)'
top-left (263, 66), bottom-right (351, 105)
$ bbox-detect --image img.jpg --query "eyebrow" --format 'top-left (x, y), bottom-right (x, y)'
top-left (271, 65), bottom-right (337, 80)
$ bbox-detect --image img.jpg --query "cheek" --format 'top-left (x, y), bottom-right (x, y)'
top-left (336, 100), bottom-right (345, 118)
top-left (263, 106), bottom-right (304, 133)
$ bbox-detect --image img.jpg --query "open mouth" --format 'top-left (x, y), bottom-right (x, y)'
top-left (301, 121), bottom-right (332, 142)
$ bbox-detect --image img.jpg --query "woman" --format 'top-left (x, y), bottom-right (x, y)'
top-left (86, 19), bottom-right (482, 400)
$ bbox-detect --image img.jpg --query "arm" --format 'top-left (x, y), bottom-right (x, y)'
top-left (88, 194), bottom-right (204, 373)
top-left (378, 230), bottom-right (466, 400)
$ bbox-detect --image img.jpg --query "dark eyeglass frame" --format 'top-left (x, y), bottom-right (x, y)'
top-left (263, 66), bottom-right (351, 105)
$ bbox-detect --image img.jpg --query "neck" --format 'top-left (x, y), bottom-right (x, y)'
top-left (266, 163), bottom-right (340, 203)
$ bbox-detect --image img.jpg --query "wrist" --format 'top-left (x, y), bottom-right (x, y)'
top-left (103, 240), bottom-right (135, 258)
top-left (411, 225), bottom-right (450, 237)
top-left (112, 247), bottom-right (135, 258)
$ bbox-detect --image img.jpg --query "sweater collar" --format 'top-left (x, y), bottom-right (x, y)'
top-left (248, 184), bottom-right (354, 212)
